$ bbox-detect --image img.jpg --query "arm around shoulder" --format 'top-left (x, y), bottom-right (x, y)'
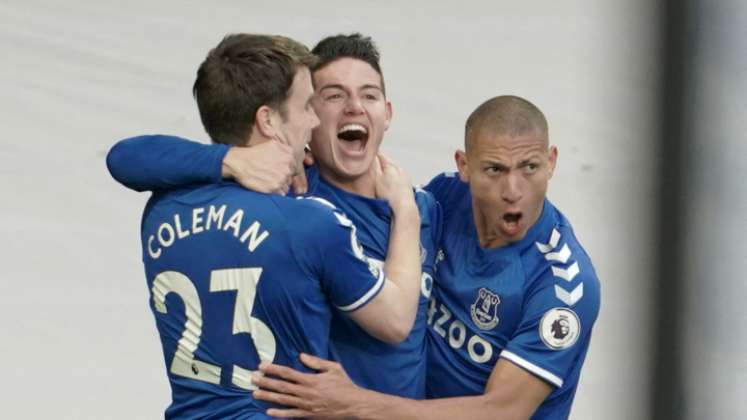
top-left (106, 134), bottom-right (227, 191)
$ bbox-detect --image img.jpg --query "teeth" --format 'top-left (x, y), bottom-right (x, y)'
top-left (338, 123), bottom-right (367, 134)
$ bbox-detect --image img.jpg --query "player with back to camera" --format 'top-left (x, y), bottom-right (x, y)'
top-left (107, 33), bottom-right (441, 400)
top-left (107, 33), bottom-right (423, 419)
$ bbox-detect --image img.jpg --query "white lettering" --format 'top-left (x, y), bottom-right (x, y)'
top-left (421, 272), bottom-right (433, 298)
top-left (240, 221), bottom-right (270, 252)
top-left (174, 214), bottom-right (190, 239)
top-left (433, 304), bottom-right (451, 338)
top-left (427, 297), bottom-right (438, 325)
top-left (448, 320), bottom-right (466, 348)
top-left (192, 207), bottom-right (205, 234)
top-left (429, 298), bottom-right (496, 365)
top-left (158, 222), bottom-right (175, 247)
top-left (148, 235), bottom-right (161, 259)
top-left (206, 205), bottom-right (226, 230)
top-left (467, 335), bottom-right (492, 363)
top-left (223, 209), bottom-right (244, 237)
top-left (148, 205), bottom-right (270, 259)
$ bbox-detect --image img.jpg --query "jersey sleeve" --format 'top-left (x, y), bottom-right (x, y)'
top-left (285, 197), bottom-right (386, 313)
top-left (106, 134), bottom-right (228, 192)
top-left (500, 255), bottom-right (601, 388)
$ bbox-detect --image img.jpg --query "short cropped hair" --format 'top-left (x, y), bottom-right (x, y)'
top-left (311, 33), bottom-right (386, 95)
top-left (193, 33), bottom-right (316, 146)
top-left (465, 95), bottom-right (548, 150)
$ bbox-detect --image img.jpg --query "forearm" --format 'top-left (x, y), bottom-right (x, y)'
top-left (350, 390), bottom-right (512, 420)
top-left (106, 135), bottom-right (227, 191)
top-left (382, 204), bottom-right (421, 330)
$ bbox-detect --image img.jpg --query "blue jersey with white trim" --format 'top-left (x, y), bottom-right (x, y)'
top-left (106, 134), bottom-right (442, 399)
top-left (306, 167), bottom-right (441, 399)
top-left (141, 182), bottom-right (384, 419)
top-left (424, 173), bottom-right (600, 420)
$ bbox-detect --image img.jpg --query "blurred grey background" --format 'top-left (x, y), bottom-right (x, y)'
top-left (0, 0), bottom-right (743, 418)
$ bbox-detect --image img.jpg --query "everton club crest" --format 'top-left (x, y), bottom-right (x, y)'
top-left (470, 288), bottom-right (501, 330)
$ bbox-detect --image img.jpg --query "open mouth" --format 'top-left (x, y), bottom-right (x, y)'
top-left (502, 212), bottom-right (523, 235)
top-left (337, 123), bottom-right (369, 154)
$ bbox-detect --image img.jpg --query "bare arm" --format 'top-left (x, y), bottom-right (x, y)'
top-left (346, 154), bottom-right (421, 343)
top-left (253, 354), bottom-right (551, 420)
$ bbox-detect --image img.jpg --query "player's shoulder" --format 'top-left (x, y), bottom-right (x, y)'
top-left (423, 171), bottom-right (465, 198)
top-left (521, 204), bottom-right (600, 309)
top-left (422, 172), bottom-right (468, 220)
top-left (277, 194), bottom-right (355, 233)
top-left (414, 185), bottom-right (440, 217)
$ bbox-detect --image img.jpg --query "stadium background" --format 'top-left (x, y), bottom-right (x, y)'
top-left (1, 0), bottom-right (743, 418)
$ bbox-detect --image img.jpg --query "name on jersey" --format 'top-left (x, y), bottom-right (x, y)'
top-left (147, 205), bottom-right (269, 259)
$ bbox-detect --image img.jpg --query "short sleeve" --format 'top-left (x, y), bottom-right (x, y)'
top-left (500, 261), bottom-right (600, 388)
top-left (285, 197), bottom-right (385, 312)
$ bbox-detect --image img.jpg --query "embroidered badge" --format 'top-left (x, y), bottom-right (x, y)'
top-left (470, 287), bottom-right (501, 330)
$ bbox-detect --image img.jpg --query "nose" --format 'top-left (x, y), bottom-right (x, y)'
top-left (344, 95), bottom-right (364, 115)
top-left (501, 172), bottom-right (523, 203)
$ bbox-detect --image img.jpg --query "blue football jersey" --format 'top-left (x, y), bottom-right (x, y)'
top-left (107, 135), bottom-right (442, 398)
top-left (305, 167), bottom-right (441, 398)
top-left (424, 173), bottom-right (600, 420)
top-left (141, 182), bottom-right (385, 419)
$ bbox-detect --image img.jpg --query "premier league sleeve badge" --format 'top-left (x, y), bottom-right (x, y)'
top-left (539, 307), bottom-right (581, 350)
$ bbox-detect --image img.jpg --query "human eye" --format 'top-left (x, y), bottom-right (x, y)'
top-left (524, 162), bottom-right (540, 174)
top-left (485, 165), bottom-right (502, 174)
top-left (362, 89), bottom-right (381, 101)
top-left (323, 89), bottom-right (346, 101)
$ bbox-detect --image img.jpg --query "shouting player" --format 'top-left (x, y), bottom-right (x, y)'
top-left (252, 96), bottom-right (601, 419)
top-left (107, 35), bottom-right (601, 418)
top-left (107, 33), bottom-right (424, 419)
top-left (108, 34), bottom-right (440, 399)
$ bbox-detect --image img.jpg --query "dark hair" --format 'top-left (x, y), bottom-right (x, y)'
top-left (465, 95), bottom-right (548, 150)
top-left (193, 34), bottom-right (316, 146)
top-left (311, 33), bottom-right (386, 95)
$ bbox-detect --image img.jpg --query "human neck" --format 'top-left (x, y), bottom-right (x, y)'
top-left (471, 199), bottom-right (508, 249)
top-left (317, 164), bottom-right (376, 198)
top-left (245, 133), bottom-right (267, 147)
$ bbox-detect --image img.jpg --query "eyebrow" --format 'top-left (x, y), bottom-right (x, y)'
top-left (318, 84), bottom-right (383, 93)
top-left (482, 161), bottom-right (510, 170)
top-left (519, 154), bottom-right (543, 165)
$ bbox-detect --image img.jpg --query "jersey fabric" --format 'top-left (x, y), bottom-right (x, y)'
top-left (107, 134), bottom-right (442, 398)
top-left (424, 173), bottom-right (600, 420)
top-left (306, 166), bottom-right (441, 398)
top-left (141, 182), bottom-right (384, 419)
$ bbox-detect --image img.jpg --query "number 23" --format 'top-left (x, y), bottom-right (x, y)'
top-left (151, 268), bottom-right (276, 390)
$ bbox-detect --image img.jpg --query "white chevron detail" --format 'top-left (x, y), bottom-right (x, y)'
top-left (551, 262), bottom-right (580, 282)
top-left (544, 244), bottom-right (571, 263)
top-left (555, 283), bottom-right (584, 306)
top-left (536, 228), bottom-right (561, 253)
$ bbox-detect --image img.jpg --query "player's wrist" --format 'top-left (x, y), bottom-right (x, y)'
top-left (389, 197), bottom-right (419, 221)
top-left (220, 146), bottom-right (242, 180)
